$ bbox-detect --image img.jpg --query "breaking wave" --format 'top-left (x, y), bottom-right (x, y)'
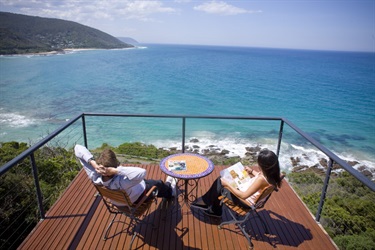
top-left (0, 111), bottom-right (38, 128)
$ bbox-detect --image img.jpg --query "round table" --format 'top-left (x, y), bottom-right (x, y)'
top-left (160, 153), bottom-right (214, 205)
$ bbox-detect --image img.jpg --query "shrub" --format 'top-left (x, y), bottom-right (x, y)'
top-left (116, 142), bottom-right (170, 159)
top-left (0, 142), bottom-right (79, 249)
top-left (288, 170), bottom-right (375, 249)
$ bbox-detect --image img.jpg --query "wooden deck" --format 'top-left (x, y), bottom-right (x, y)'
top-left (18, 165), bottom-right (338, 250)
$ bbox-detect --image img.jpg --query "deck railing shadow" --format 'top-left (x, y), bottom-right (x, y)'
top-left (190, 206), bottom-right (313, 248)
top-left (256, 210), bottom-right (313, 248)
top-left (125, 198), bottom-right (201, 250)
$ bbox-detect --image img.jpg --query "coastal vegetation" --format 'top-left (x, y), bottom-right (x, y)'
top-left (1, 141), bottom-right (374, 249)
top-left (0, 12), bottom-right (133, 55)
top-left (288, 170), bottom-right (375, 250)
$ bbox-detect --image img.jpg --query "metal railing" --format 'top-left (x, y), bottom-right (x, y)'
top-left (1, 112), bottom-right (374, 224)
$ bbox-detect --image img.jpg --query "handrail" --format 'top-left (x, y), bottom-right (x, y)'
top-left (1, 112), bottom-right (374, 222)
top-left (0, 113), bottom-right (83, 175)
top-left (1, 113), bottom-right (282, 175)
top-left (282, 118), bottom-right (374, 191)
top-left (82, 112), bottom-right (284, 120)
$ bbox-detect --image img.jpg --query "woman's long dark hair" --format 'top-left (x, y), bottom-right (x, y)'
top-left (257, 149), bottom-right (282, 188)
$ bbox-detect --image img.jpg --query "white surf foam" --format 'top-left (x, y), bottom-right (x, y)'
top-left (149, 134), bottom-right (375, 180)
top-left (0, 112), bottom-right (38, 128)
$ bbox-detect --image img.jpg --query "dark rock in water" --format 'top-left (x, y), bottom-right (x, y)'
top-left (202, 149), bottom-right (210, 154)
top-left (319, 158), bottom-right (348, 170)
top-left (319, 158), bottom-right (327, 168)
top-left (190, 138), bottom-right (199, 143)
top-left (360, 169), bottom-right (373, 178)
top-left (245, 146), bottom-right (261, 153)
top-left (347, 160), bottom-right (359, 166)
top-left (358, 165), bottom-right (374, 178)
top-left (221, 149), bottom-right (230, 155)
top-left (291, 157), bottom-right (300, 167)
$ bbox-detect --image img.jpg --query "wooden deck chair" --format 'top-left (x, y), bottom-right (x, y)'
top-left (94, 184), bottom-right (158, 249)
top-left (218, 175), bottom-right (284, 250)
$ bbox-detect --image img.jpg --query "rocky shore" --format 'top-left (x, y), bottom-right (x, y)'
top-left (117, 138), bottom-right (374, 181)
top-left (180, 139), bottom-right (374, 181)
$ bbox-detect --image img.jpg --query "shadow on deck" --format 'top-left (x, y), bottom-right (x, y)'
top-left (18, 165), bottom-right (338, 250)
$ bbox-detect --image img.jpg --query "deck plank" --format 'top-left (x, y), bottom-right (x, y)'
top-left (18, 164), bottom-right (337, 250)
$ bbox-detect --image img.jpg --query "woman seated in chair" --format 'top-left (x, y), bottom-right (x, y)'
top-left (191, 149), bottom-right (282, 217)
top-left (75, 144), bottom-right (176, 204)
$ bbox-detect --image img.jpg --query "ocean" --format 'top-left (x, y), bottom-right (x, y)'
top-left (0, 44), bottom-right (374, 175)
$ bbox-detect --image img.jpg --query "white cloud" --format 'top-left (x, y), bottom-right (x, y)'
top-left (174, 0), bottom-right (191, 3)
top-left (194, 1), bottom-right (261, 16)
top-left (0, 0), bottom-right (177, 22)
top-left (121, 1), bottom-right (176, 21)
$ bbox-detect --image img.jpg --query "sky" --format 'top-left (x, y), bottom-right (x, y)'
top-left (0, 0), bottom-right (374, 52)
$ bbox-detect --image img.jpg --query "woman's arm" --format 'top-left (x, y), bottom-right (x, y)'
top-left (245, 166), bottom-right (260, 177)
top-left (221, 175), bottom-right (266, 200)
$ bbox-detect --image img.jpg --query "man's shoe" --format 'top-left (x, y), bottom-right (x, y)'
top-left (191, 197), bottom-right (209, 210)
top-left (203, 209), bottom-right (222, 218)
top-left (165, 176), bottom-right (177, 197)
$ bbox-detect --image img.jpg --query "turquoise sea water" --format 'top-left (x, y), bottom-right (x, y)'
top-left (0, 44), bottom-right (374, 173)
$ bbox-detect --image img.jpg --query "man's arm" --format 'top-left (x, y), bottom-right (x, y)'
top-left (116, 166), bottom-right (146, 181)
top-left (74, 144), bottom-right (146, 179)
top-left (114, 167), bottom-right (147, 192)
top-left (74, 144), bottom-right (99, 180)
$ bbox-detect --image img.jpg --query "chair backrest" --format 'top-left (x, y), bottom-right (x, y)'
top-left (220, 174), bottom-right (285, 212)
top-left (94, 184), bottom-right (135, 214)
top-left (253, 185), bottom-right (276, 209)
top-left (95, 184), bottom-right (133, 204)
top-left (94, 184), bottom-right (156, 218)
top-left (255, 174), bottom-right (285, 209)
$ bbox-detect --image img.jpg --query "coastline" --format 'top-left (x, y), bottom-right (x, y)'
top-left (111, 138), bottom-right (375, 181)
top-left (1, 47), bottom-right (136, 57)
top-left (182, 140), bottom-right (375, 181)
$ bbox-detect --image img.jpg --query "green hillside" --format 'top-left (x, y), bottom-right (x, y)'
top-left (0, 12), bottom-right (133, 55)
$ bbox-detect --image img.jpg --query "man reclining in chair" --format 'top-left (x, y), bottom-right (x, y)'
top-left (74, 144), bottom-right (176, 204)
top-left (191, 149), bottom-right (282, 217)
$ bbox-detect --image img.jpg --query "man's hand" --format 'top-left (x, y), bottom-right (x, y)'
top-left (94, 164), bottom-right (118, 176)
top-left (99, 167), bottom-right (118, 176)
top-left (89, 160), bottom-right (112, 176)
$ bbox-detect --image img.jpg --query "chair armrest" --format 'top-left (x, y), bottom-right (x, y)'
top-left (133, 186), bottom-right (158, 210)
top-left (219, 189), bottom-right (253, 208)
